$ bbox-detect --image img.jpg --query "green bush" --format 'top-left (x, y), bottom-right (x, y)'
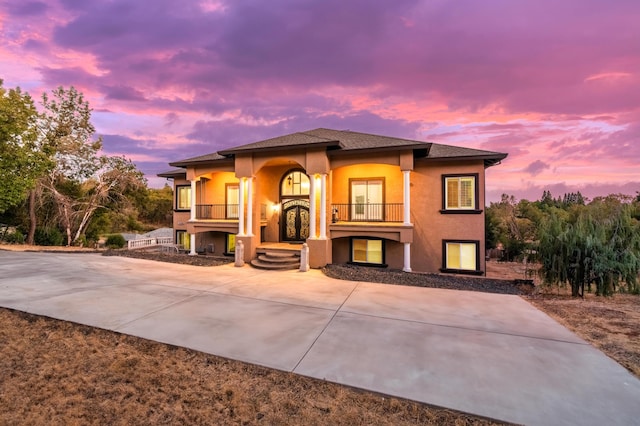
top-left (34, 227), bottom-right (64, 246)
top-left (4, 230), bottom-right (25, 244)
top-left (105, 234), bottom-right (126, 249)
top-left (74, 235), bottom-right (87, 247)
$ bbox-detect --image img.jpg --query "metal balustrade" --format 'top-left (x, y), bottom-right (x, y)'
top-left (196, 204), bottom-right (239, 220)
top-left (330, 203), bottom-right (404, 222)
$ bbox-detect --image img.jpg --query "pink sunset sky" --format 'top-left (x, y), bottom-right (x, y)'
top-left (1, 0), bottom-right (639, 203)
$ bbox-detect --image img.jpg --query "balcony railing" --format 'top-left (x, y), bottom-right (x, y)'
top-left (331, 203), bottom-right (404, 223)
top-left (196, 204), bottom-right (239, 220)
top-left (196, 204), bottom-right (268, 220)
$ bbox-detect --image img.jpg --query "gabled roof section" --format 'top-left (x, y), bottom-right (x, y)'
top-left (308, 128), bottom-right (429, 151)
top-left (169, 152), bottom-right (229, 167)
top-left (217, 130), bottom-right (342, 155)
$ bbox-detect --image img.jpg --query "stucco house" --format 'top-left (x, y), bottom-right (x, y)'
top-left (159, 128), bottom-right (507, 274)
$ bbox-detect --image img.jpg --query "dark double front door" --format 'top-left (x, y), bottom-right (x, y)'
top-left (281, 199), bottom-right (310, 242)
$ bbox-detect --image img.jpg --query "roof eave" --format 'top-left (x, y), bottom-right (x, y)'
top-left (169, 157), bottom-right (234, 168)
top-left (157, 168), bottom-right (186, 178)
top-left (421, 152), bottom-right (508, 166)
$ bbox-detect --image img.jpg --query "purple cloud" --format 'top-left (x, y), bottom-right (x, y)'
top-left (2, 0), bottom-right (640, 203)
top-left (523, 160), bottom-right (550, 176)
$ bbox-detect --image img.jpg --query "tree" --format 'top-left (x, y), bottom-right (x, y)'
top-left (136, 185), bottom-right (173, 227)
top-left (538, 200), bottom-right (640, 296)
top-left (0, 80), bottom-right (49, 213)
top-left (485, 194), bottom-right (539, 261)
top-left (29, 86), bottom-right (146, 245)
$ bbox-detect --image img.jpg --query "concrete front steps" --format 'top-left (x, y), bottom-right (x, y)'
top-left (250, 248), bottom-right (301, 270)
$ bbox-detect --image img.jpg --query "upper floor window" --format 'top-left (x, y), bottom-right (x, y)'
top-left (176, 185), bottom-right (191, 210)
top-left (350, 178), bottom-right (384, 221)
top-left (281, 170), bottom-right (310, 197)
top-left (226, 183), bottom-right (239, 219)
top-left (442, 174), bottom-right (480, 213)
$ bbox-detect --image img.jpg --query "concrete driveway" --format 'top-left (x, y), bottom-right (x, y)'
top-left (1, 251), bottom-right (639, 426)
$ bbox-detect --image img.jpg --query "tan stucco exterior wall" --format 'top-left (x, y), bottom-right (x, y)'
top-left (409, 159), bottom-right (487, 273)
top-left (169, 148), bottom-right (490, 274)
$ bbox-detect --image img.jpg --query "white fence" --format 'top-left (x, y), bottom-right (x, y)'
top-left (127, 236), bottom-right (173, 250)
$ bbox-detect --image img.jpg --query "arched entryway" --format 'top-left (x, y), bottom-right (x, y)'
top-left (280, 169), bottom-right (310, 242)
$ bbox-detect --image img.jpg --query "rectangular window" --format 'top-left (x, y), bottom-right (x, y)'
top-left (176, 230), bottom-right (190, 251)
top-left (226, 184), bottom-right (239, 219)
top-left (351, 238), bottom-right (384, 265)
top-left (350, 178), bottom-right (384, 221)
top-left (443, 175), bottom-right (478, 211)
top-left (176, 185), bottom-right (191, 211)
top-left (226, 233), bottom-right (236, 254)
top-left (443, 241), bottom-right (479, 272)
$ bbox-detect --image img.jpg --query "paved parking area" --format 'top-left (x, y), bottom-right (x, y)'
top-left (1, 251), bottom-right (639, 425)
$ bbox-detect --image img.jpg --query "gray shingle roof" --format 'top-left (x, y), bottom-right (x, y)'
top-left (217, 130), bottom-right (341, 155)
top-left (157, 168), bottom-right (187, 177)
top-left (167, 128), bottom-right (507, 167)
top-left (169, 152), bottom-right (229, 167)
top-left (427, 143), bottom-right (507, 160)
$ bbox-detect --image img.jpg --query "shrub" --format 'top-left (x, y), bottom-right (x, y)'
top-left (74, 235), bottom-right (87, 247)
top-left (34, 227), bottom-right (64, 246)
top-left (105, 234), bottom-right (126, 249)
top-left (4, 230), bottom-right (25, 244)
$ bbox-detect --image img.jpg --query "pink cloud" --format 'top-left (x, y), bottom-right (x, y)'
top-left (1, 0), bottom-right (639, 203)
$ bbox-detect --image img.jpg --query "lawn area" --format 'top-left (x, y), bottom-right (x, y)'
top-left (0, 308), bottom-right (501, 426)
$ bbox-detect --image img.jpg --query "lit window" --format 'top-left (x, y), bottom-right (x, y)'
top-left (444, 175), bottom-right (476, 210)
top-left (176, 230), bottom-right (190, 251)
top-left (176, 186), bottom-right (191, 210)
top-left (226, 233), bottom-right (235, 253)
top-left (281, 171), bottom-right (310, 196)
top-left (444, 241), bottom-right (478, 271)
top-left (350, 179), bottom-right (384, 221)
top-left (226, 184), bottom-right (239, 219)
top-left (352, 238), bottom-right (384, 265)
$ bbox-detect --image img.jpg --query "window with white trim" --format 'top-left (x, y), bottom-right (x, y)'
top-left (443, 175), bottom-right (477, 211)
top-left (176, 185), bottom-right (191, 211)
top-left (351, 238), bottom-right (384, 265)
top-left (443, 241), bottom-right (478, 272)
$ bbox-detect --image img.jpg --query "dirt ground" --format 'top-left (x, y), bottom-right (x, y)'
top-left (1, 244), bottom-right (639, 424)
top-left (0, 308), bottom-right (503, 425)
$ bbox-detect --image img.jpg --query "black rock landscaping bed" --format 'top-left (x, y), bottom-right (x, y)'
top-left (104, 249), bottom-right (529, 295)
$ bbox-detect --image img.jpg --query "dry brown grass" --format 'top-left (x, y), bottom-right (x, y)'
top-left (528, 293), bottom-right (640, 378)
top-left (491, 260), bottom-right (640, 378)
top-left (0, 308), bottom-right (504, 426)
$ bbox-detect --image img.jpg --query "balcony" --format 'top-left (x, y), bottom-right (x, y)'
top-left (196, 204), bottom-right (239, 220)
top-left (331, 203), bottom-right (404, 223)
top-left (196, 204), bottom-right (268, 220)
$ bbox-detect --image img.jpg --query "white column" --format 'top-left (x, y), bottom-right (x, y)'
top-left (403, 242), bottom-right (412, 272)
top-left (189, 233), bottom-right (197, 256)
top-left (403, 170), bottom-right (411, 225)
top-left (319, 173), bottom-right (327, 239)
top-left (238, 177), bottom-right (245, 236)
top-left (190, 178), bottom-right (198, 221)
top-left (246, 177), bottom-right (254, 236)
top-left (309, 174), bottom-right (316, 239)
